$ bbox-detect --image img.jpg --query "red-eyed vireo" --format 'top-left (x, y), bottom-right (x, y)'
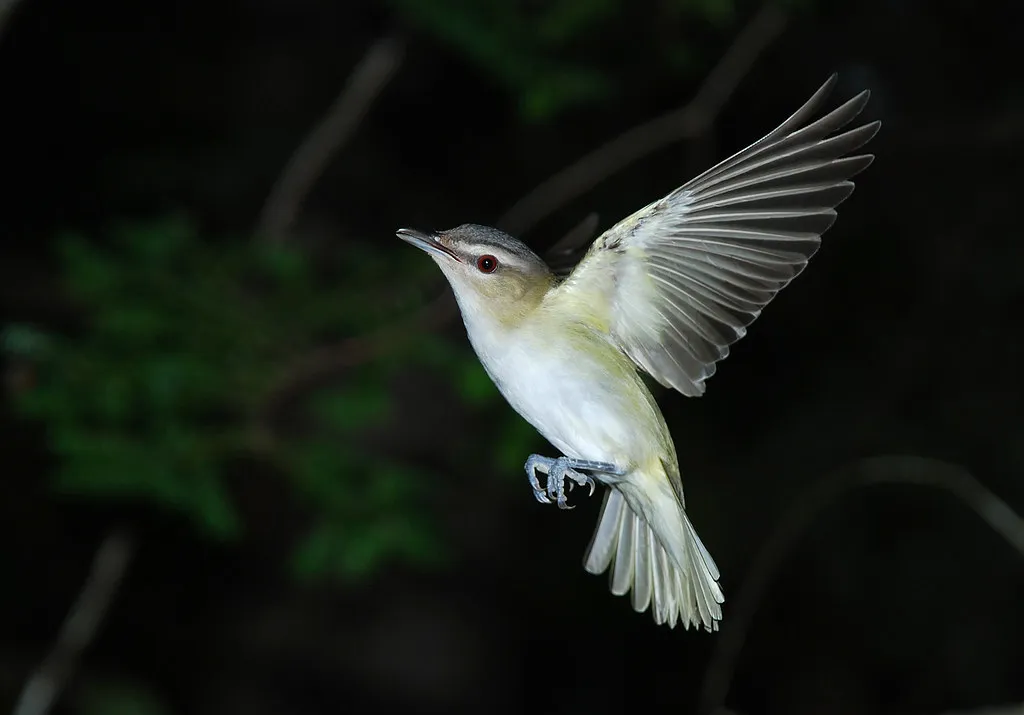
top-left (397, 75), bottom-right (879, 631)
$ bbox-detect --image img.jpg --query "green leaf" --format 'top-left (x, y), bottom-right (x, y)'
top-left (13, 371), bottom-right (74, 420)
top-left (385, 0), bottom-right (615, 121)
top-left (93, 371), bottom-right (134, 423)
top-left (17, 216), bottom-right (455, 583)
top-left (537, 0), bottom-right (617, 45)
top-left (454, 361), bottom-right (497, 405)
top-left (519, 67), bottom-right (611, 122)
top-left (94, 305), bottom-right (168, 343)
top-left (309, 382), bottom-right (391, 432)
top-left (394, 514), bottom-right (448, 566)
top-left (188, 462), bottom-right (243, 540)
top-left (664, 43), bottom-right (695, 73)
top-left (1, 323), bottom-right (54, 359)
top-left (291, 521), bottom-right (339, 580)
top-left (665, 0), bottom-right (736, 26)
top-left (288, 440), bottom-right (355, 510)
top-left (254, 242), bottom-right (309, 284)
top-left (366, 463), bottom-right (424, 507)
top-left (113, 216), bottom-right (193, 265)
top-left (495, 413), bottom-right (542, 473)
top-left (58, 233), bottom-right (120, 301)
top-left (52, 443), bottom-right (191, 508)
top-left (412, 333), bottom-right (469, 369)
top-left (79, 679), bottom-right (177, 715)
top-left (290, 457), bottom-right (445, 581)
top-left (50, 425), bottom-right (241, 539)
top-left (700, 0), bottom-right (736, 26)
top-left (336, 524), bottom-right (388, 579)
top-left (291, 519), bottom-right (387, 582)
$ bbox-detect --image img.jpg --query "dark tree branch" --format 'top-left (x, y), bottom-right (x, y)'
top-left (0, 0), bottom-right (26, 40)
top-left (261, 289), bottom-right (456, 420)
top-left (544, 212), bottom-right (600, 275)
top-left (933, 706), bottom-right (1024, 715)
top-left (259, 210), bottom-right (608, 416)
top-left (698, 456), bottom-right (1024, 715)
top-left (260, 5), bottom-right (788, 414)
top-left (255, 36), bottom-right (405, 243)
top-left (496, 2), bottom-right (788, 237)
top-left (13, 532), bottom-right (134, 715)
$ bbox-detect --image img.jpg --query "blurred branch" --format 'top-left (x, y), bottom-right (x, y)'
top-left (698, 455), bottom-right (1024, 715)
top-left (497, 2), bottom-right (789, 236)
top-left (260, 210), bottom-right (603, 418)
top-left (934, 707), bottom-right (1024, 715)
top-left (261, 289), bottom-right (455, 419)
top-left (718, 702), bottom-right (1024, 715)
top-left (260, 6), bottom-right (787, 414)
top-left (545, 212), bottom-right (600, 276)
top-left (13, 532), bottom-right (134, 715)
top-left (545, 212), bottom-right (600, 258)
top-left (0, 0), bottom-right (26, 40)
top-left (255, 36), bottom-right (405, 243)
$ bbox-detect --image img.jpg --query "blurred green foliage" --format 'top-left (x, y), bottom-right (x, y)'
top-left (79, 679), bottom-right (177, 715)
top-left (386, 0), bottom-right (742, 120)
top-left (1, 0), bottom-right (817, 591)
top-left (4, 217), bottom-right (539, 582)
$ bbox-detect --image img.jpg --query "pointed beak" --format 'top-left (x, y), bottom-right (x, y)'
top-left (396, 228), bottom-right (461, 262)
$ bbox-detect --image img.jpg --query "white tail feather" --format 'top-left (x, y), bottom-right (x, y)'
top-left (583, 489), bottom-right (724, 630)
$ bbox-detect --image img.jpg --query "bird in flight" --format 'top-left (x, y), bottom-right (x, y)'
top-left (397, 74), bottom-right (880, 631)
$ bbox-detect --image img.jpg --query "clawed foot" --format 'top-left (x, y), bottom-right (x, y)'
top-left (524, 455), bottom-right (624, 510)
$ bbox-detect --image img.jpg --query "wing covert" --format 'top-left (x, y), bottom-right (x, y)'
top-left (556, 74), bottom-right (880, 397)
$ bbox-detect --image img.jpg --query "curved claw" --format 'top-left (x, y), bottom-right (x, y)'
top-left (567, 471), bottom-right (596, 497)
top-left (525, 453), bottom-right (614, 509)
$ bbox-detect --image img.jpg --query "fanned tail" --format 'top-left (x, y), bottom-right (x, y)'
top-left (583, 489), bottom-right (724, 631)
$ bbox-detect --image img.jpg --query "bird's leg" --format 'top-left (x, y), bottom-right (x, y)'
top-left (524, 455), bottom-right (625, 510)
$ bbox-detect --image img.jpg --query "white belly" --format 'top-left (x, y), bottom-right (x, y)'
top-left (464, 316), bottom-right (663, 469)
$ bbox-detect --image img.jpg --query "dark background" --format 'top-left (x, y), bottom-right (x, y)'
top-left (2, 1), bottom-right (1023, 714)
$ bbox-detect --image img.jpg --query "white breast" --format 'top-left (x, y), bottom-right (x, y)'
top-left (461, 311), bottom-right (658, 469)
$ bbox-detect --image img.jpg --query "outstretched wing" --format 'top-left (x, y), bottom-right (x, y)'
top-left (553, 74), bottom-right (880, 397)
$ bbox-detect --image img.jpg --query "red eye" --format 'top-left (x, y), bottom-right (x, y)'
top-left (476, 255), bottom-right (498, 273)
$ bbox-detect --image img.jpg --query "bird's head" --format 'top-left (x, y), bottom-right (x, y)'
top-left (397, 224), bottom-right (554, 327)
